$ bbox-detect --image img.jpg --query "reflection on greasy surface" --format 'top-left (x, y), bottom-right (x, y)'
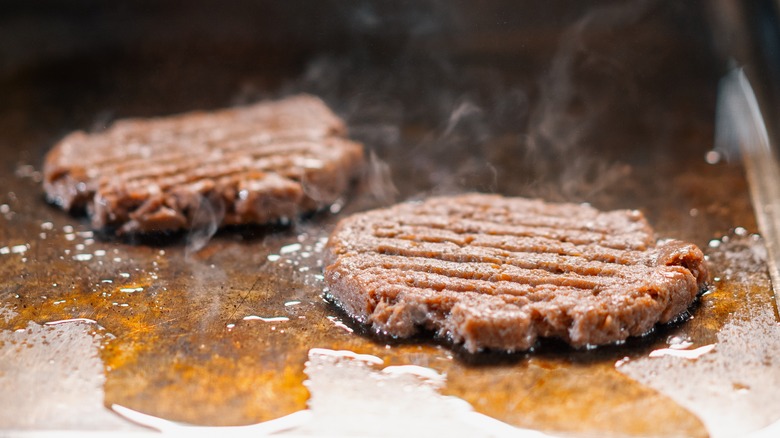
top-left (115, 348), bottom-right (536, 436)
top-left (620, 233), bottom-right (780, 438)
top-left (0, 318), bottom-right (144, 431)
top-left (1, 2), bottom-right (779, 437)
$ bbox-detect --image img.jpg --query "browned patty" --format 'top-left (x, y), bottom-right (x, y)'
top-left (43, 94), bottom-right (364, 234)
top-left (324, 194), bottom-right (709, 353)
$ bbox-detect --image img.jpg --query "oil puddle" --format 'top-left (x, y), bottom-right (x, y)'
top-left (114, 347), bottom-right (547, 437)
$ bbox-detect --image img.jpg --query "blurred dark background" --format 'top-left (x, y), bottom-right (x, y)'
top-left (0, 0), bottom-right (756, 206)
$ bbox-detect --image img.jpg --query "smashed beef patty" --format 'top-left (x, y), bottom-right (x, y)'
top-left (323, 193), bottom-right (708, 353)
top-left (43, 94), bottom-right (364, 235)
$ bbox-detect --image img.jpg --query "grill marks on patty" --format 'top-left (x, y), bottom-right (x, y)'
top-left (324, 194), bottom-right (709, 353)
top-left (43, 95), bottom-right (364, 234)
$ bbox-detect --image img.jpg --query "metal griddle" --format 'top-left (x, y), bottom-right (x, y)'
top-left (1, 1), bottom-right (779, 437)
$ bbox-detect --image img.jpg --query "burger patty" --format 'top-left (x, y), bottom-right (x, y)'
top-left (323, 194), bottom-right (709, 353)
top-left (43, 94), bottom-right (364, 234)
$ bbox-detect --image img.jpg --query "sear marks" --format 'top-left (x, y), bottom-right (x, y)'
top-left (324, 194), bottom-right (709, 353)
top-left (43, 94), bottom-right (364, 235)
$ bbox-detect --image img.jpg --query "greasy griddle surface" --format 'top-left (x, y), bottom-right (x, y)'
top-left (1, 3), bottom-right (778, 437)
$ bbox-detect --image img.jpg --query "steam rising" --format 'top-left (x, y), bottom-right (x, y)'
top-left (282, 0), bottom-right (686, 208)
top-left (363, 151), bottom-right (399, 206)
top-left (527, 0), bottom-right (657, 201)
top-left (442, 100), bottom-right (485, 139)
top-left (184, 196), bottom-right (225, 258)
top-left (189, 0), bottom-right (707, 250)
